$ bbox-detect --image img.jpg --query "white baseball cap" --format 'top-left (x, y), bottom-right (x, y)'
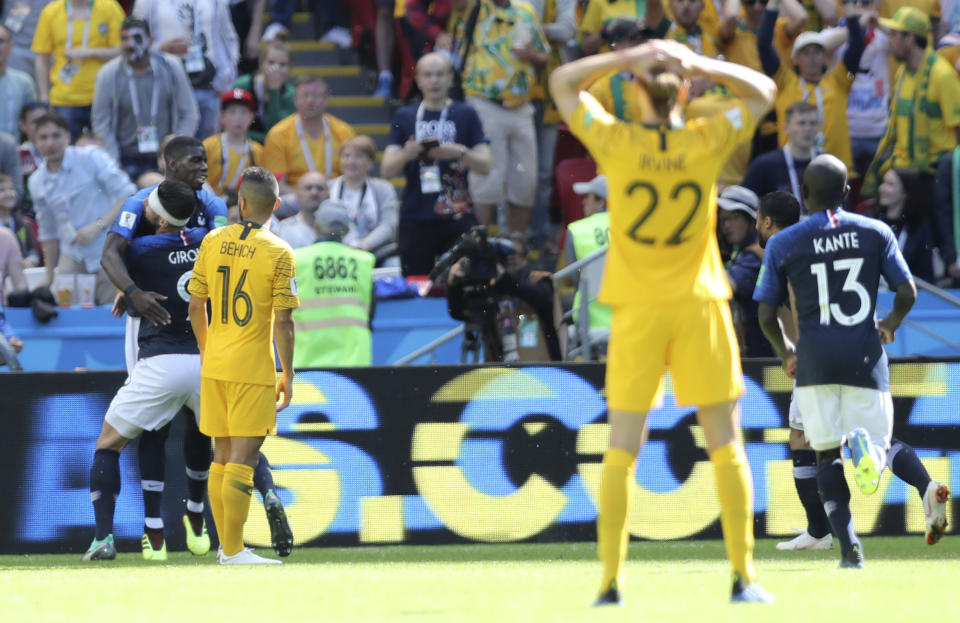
top-left (792, 31), bottom-right (828, 57)
top-left (572, 175), bottom-right (607, 199)
top-left (717, 186), bottom-right (759, 220)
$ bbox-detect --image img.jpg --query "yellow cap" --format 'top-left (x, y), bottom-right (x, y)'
top-left (877, 7), bottom-right (931, 37)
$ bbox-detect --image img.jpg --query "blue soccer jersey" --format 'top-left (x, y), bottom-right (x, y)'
top-left (108, 185), bottom-right (228, 241)
top-left (126, 228), bottom-right (207, 359)
top-left (754, 208), bottom-right (912, 390)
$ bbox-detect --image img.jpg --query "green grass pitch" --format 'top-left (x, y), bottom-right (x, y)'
top-left (2, 537), bottom-right (957, 622)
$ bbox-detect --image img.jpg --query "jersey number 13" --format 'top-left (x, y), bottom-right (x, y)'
top-left (810, 258), bottom-right (870, 326)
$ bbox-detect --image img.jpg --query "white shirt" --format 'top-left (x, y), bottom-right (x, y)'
top-left (274, 211), bottom-right (317, 249)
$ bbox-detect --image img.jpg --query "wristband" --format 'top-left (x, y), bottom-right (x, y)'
top-left (122, 283), bottom-right (138, 296)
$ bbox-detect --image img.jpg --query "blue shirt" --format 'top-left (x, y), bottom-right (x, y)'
top-left (387, 101), bottom-right (488, 221)
top-left (125, 228), bottom-right (207, 359)
top-left (0, 301), bottom-right (13, 341)
top-left (728, 231), bottom-right (771, 357)
top-left (753, 208), bottom-right (912, 389)
top-left (109, 184), bottom-right (228, 241)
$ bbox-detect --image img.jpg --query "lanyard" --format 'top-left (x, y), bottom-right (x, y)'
top-left (254, 75), bottom-right (266, 119)
top-left (783, 147), bottom-right (815, 215)
top-left (219, 133), bottom-right (251, 191)
top-left (414, 100), bottom-right (450, 141)
top-left (126, 57), bottom-right (160, 126)
top-left (65, 0), bottom-right (93, 51)
top-left (294, 114), bottom-right (332, 178)
top-left (799, 78), bottom-right (825, 150)
top-left (336, 179), bottom-right (367, 222)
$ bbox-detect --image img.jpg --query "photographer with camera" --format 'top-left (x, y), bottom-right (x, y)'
top-left (381, 52), bottom-right (491, 277)
top-left (442, 228), bottom-right (563, 363)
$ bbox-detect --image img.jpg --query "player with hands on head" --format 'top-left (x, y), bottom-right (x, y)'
top-left (550, 38), bottom-right (777, 605)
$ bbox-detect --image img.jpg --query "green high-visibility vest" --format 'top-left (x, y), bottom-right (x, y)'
top-left (568, 212), bottom-right (611, 330)
top-left (293, 241), bottom-right (375, 367)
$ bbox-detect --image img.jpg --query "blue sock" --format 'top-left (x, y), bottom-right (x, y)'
top-left (254, 452), bottom-right (276, 499)
top-left (792, 449), bottom-right (830, 538)
top-left (182, 408), bottom-right (210, 515)
top-left (817, 458), bottom-right (860, 555)
top-left (888, 437), bottom-right (931, 498)
top-left (90, 449), bottom-right (121, 541)
top-left (138, 427), bottom-right (166, 534)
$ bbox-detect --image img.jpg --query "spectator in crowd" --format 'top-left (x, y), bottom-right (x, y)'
top-left (30, 112), bottom-right (136, 304)
top-left (328, 135), bottom-right (400, 267)
top-left (133, 0), bottom-right (241, 141)
top-left (263, 75), bottom-right (355, 194)
top-left (718, 0), bottom-right (808, 72)
top-left (374, 1), bottom-right (397, 97)
top-left (0, 222), bottom-right (27, 296)
top-left (403, 0), bottom-right (459, 60)
top-left (381, 52), bottom-right (491, 276)
top-left (0, 172), bottom-right (37, 266)
top-left (1, 0), bottom-right (50, 79)
top-left (202, 88), bottom-right (263, 198)
top-left (274, 171), bottom-right (328, 248)
top-left (462, 0), bottom-right (548, 234)
top-left (579, 0), bottom-right (654, 55)
top-left (759, 0), bottom-right (864, 174)
top-left (586, 18), bottom-right (649, 123)
top-left (292, 199), bottom-right (376, 368)
top-left (234, 40), bottom-right (295, 144)
top-left (92, 17), bottom-right (199, 182)
top-left (718, 185), bottom-right (771, 358)
top-left (18, 101), bottom-right (48, 180)
top-left (229, 0), bottom-right (265, 76)
top-left (32, 0), bottom-right (125, 141)
top-left (565, 174), bottom-right (610, 338)
top-left (447, 231), bottom-right (564, 361)
top-left (829, 1), bottom-right (889, 180)
top-left (742, 101), bottom-right (820, 213)
top-left (870, 168), bottom-right (943, 282)
top-left (530, 0), bottom-right (576, 249)
top-left (864, 9), bottom-right (960, 195)
top-left (0, 24), bottom-right (36, 140)
top-left (645, 0), bottom-right (719, 56)
top-left (0, 130), bottom-right (24, 202)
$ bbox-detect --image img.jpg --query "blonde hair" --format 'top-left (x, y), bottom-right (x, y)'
top-left (646, 71), bottom-right (682, 120)
top-left (340, 135), bottom-right (378, 162)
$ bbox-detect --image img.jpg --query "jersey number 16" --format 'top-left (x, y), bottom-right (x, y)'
top-left (216, 265), bottom-right (253, 327)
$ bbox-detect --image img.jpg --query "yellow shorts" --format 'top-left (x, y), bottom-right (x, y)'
top-left (606, 299), bottom-right (744, 413)
top-left (200, 377), bottom-right (277, 438)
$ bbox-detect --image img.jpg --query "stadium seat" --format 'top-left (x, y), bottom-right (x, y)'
top-left (554, 157), bottom-right (597, 250)
top-left (552, 124), bottom-right (588, 164)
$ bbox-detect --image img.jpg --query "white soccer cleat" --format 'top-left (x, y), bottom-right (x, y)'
top-left (219, 548), bottom-right (282, 565)
top-left (776, 530), bottom-right (833, 551)
top-left (922, 481), bottom-right (950, 545)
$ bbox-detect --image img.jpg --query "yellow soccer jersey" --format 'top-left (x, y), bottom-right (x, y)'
top-left (203, 135), bottom-right (265, 197)
top-left (774, 62), bottom-right (855, 170)
top-left (567, 94), bottom-right (756, 305)
top-left (30, 0), bottom-right (125, 106)
top-left (889, 52), bottom-right (960, 169)
top-left (879, 0), bottom-right (941, 19)
top-left (189, 221), bottom-right (300, 386)
top-left (686, 89), bottom-right (752, 187)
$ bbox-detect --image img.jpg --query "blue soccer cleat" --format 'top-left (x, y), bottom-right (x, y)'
top-left (80, 534), bottom-right (116, 561)
top-left (840, 544), bottom-right (864, 569)
top-left (731, 574), bottom-right (775, 603)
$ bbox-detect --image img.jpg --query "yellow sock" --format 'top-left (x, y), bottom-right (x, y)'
top-left (221, 463), bottom-right (255, 557)
top-left (208, 462), bottom-right (225, 542)
top-left (710, 443), bottom-right (755, 583)
top-left (596, 448), bottom-right (635, 593)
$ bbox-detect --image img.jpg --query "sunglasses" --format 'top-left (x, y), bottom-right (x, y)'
top-left (743, 0), bottom-right (769, 5)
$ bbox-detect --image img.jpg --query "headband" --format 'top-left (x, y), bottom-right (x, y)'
top-left (147, 187), bottom-right (190, 227)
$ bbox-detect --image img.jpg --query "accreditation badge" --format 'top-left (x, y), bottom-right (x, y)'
top-left (185, 43), bottom-right (205, 73)
top-left (419, 164), bottom-right (441, 194)
top-left (4, 3), bottom-right (29, 32)
top-left (58, 61), bottom-right (80, 85)
top-left (136, 126), bottom-right (159, 153)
